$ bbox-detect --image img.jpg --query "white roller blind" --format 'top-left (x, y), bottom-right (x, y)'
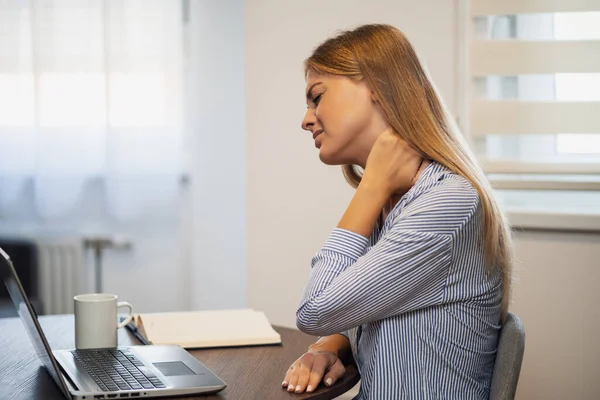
top-left (462, 1), bottom-right (600, 190)
top-left (472, 0), bottom-right (600, 16)
top-left (471, 101), bottom-right (600, 135)
top-left (471, 40), bottom-right (600, 75)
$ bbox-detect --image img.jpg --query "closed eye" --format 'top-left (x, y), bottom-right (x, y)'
top-left (312, 93), bottom-right (322, 106)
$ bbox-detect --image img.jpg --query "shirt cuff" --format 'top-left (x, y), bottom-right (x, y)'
top-left (320, 228), bottom-right (369, 261)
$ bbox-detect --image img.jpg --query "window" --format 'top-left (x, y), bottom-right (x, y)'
top-left (0, 0), bottom-right (184, 220)
top-left (0, 1), bottom-right (176, 129)
top-left (554, 12), bottom-right (600, 155)
top-left (462, 1), bottom-right (600, 192)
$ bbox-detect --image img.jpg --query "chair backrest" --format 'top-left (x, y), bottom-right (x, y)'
top-left (490, 312), bottom-right (526, 400)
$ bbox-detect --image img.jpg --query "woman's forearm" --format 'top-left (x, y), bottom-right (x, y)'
top-left (337, 181), bottom-right (388, 237)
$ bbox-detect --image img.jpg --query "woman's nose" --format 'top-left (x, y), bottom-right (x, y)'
top-left (302, 109), bottom-right (316, 131)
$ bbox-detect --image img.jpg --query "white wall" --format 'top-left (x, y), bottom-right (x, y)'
top-left (245, 0), bottom-right (459, 328)
top-left (188, 0), bottom-right (247, 310)
top-left (511, 230), bottom-right (600, 400)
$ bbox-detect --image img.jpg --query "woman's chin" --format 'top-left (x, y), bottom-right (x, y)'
top-left (318, 147), bottom-right (344, 165)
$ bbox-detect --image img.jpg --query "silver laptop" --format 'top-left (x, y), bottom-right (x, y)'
top-left (0, 246), bottom-right (227, 399)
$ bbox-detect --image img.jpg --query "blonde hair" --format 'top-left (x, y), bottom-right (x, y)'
top-left (305, 24), bottom-right (513, 321)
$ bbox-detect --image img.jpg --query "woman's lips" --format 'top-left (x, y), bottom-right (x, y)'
top-left (313, 130), bottom-right (323, 148)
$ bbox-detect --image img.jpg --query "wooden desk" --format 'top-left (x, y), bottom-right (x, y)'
top-left (0, 315), bottom-right (359, 400)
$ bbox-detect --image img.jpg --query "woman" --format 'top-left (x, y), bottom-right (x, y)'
top-left (281, 24), bottom-right (513, 399)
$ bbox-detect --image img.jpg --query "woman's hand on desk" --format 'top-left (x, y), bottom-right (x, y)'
top-left (282, 350), bottom-right (345, 394)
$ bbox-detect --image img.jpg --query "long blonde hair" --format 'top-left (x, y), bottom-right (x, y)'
top-left (305, 24), bottom-right (513, 321)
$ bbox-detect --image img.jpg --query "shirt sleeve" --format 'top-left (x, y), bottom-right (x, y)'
top-left (296, 227), bottom-right (452, 336)
top-left (295, 179), bottom-right (480, 337)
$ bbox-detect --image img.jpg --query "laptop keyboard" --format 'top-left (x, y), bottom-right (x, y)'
top-left (72, 349), bottom-right (166, 392)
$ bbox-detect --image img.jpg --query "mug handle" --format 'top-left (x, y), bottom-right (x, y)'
top-left (117, 301), bottom-right (134, 329)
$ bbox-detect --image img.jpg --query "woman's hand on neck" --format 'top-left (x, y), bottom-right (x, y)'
top-left (385, 158), bottom-right (430, 212)
top-left (360, 128), bottom-right (424, 198)
top-left (336, 129), bottom-right (428, 238)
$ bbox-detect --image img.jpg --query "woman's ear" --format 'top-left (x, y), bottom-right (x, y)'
top-left (370, 90), bottom-right (379, 103)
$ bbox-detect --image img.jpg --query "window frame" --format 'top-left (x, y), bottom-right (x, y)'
top-left (458, 0), bottom-right (600, 192)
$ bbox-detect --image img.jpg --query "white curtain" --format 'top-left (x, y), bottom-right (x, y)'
top-left (0, 0), bottom-right (184, 221)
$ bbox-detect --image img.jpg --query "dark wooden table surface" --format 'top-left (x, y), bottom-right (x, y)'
top-left (0, 315), bottom-right (359, 400)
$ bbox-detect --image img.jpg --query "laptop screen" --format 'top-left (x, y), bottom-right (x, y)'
top-left (0, 247), bottom-right (71, 398)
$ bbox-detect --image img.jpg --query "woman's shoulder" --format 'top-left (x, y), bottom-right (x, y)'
top-left (407, 162), bottom-right (478, 206)
top-left (390, 162), bottom-right (481, 235)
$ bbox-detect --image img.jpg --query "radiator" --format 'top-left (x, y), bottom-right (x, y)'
top-left (36, 239), bottom-right (86, 315)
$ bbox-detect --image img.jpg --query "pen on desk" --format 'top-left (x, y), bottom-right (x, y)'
top-left (120, 318), bottom-right (152, 345)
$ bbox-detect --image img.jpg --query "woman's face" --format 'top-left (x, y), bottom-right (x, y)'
top-left (301, 69), bottom-right (388, 167)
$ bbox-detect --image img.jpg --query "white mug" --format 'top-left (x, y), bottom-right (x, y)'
top-left (74, 293), bottom-right (134, 349)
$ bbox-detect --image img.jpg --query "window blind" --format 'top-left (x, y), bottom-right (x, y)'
top-left (461, 0), bottom-right (600, 191)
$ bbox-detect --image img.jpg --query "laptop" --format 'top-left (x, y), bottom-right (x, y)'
top-left (0, 246), bottom-right (227, 399)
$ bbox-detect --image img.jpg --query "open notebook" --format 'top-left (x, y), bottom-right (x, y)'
top-left (133, 308), bottom-right (282, 349)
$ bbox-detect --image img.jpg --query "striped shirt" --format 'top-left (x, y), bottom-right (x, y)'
top-left (296, 162), bottom-right (502, 399)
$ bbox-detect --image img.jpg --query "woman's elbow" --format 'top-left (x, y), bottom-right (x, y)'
top-left (296, 316), bottom-right (319, 335)
top-left (296, 313), bottom-right (337, 336)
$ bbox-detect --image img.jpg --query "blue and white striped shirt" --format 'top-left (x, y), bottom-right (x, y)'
top-left (296, 162), bottom-right (502, 399)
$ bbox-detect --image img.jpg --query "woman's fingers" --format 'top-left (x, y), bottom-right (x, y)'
top-left (362, 128), bottom-right (423, 196)
top-left (283, 352), bottom-right (339, 393)
top-left (305, 355), bottom-right (328, 392)
top-left (282, 363), bottom-right (295, 387)
top-left (286, 363), bottom-right (301, 392)
top-left (293, 360), bottom-right (313, 393)
top-left (323, 357), bottom-right (346, 387)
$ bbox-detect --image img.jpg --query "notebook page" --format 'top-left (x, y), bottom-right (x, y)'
top-left (136, 308), bottom-right (281, 348)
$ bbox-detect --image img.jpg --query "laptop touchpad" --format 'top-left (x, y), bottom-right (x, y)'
top-left (153, 361), bottom-right (196, 376)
